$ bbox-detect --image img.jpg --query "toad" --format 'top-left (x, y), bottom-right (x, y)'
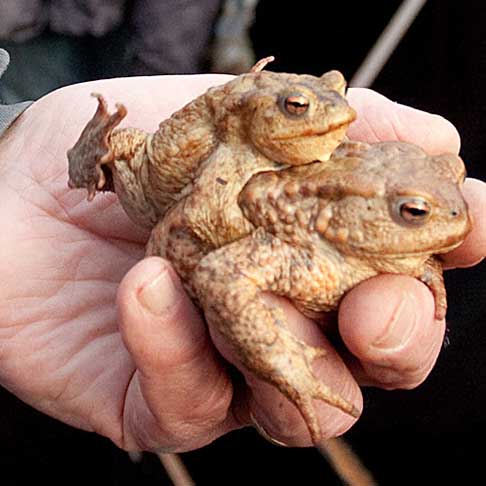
top-left (67, 57), bottom-right (355, 244)
top-left (192, 140), bottom-right (471, 443)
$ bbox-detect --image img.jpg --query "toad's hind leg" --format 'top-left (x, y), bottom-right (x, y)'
top-left (243, 317), bottom-right (359, 444)
top-left (68, 93), bottom-right (147, 202)
top-left (193, 232), bottom-right (360, 444)
top-left (68, 94), bottom-right (127, 200)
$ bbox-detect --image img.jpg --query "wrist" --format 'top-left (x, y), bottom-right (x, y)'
top-left (0, 49), bottom-right (33, 139)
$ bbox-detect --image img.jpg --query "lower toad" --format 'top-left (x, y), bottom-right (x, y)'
top-left (192, 140), bottom-right (471, 443)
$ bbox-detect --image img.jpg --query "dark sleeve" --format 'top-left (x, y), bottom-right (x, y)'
top-left (0, 49), bottom-right (33, 137)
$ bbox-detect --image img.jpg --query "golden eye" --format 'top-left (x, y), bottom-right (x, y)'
top-left (281, 94), bottom-right (310, 116)
top-left (393, 197), bottom-right (431, 225)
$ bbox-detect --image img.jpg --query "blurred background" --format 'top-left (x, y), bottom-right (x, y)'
top-left (1, 0), bottom-right (485, 484)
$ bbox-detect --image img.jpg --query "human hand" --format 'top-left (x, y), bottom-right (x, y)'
top-left (0, 76), bottom-right (484, 452)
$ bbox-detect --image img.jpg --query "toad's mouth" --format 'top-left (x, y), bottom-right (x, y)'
top-left (350, 238), bottom-right (467, 259)
top-left (273, 121), bottom-right (351, 141)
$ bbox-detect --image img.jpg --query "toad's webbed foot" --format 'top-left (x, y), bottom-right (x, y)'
top-left (251, 325), bottom-right (360, 444)
top-left (67, 93), bottom-right (127, 201)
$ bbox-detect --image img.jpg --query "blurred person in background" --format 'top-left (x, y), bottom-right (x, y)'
top-left (0, 0), bottom-right (221, 102)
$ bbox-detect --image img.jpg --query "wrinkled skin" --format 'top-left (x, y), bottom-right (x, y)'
top-left (1, 77), bottom-right (486, 452)
top-left (194, 140), bottom-right (471, 442)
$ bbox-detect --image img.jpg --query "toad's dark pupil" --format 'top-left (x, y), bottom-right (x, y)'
top-left (285, 95), bottom-right (309, 115)
top-left (400, 203), bottom-right (429, 220)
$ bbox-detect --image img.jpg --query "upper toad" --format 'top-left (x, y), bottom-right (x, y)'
top-left (67, 58), bottom-right (355, 245)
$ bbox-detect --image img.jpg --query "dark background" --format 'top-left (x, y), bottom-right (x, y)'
top-left (1, 1), bottom-right (485, 484)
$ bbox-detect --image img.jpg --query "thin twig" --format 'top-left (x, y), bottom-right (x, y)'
top-left (318, 437), bottom-right (377, 486)
top-left (158, 452), bottom-right (195, 486)
top-left (349, 0), bottom-right (428, 88)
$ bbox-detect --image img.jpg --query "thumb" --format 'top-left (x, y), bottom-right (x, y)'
top-left (117, 257), bottom-right (236, 451)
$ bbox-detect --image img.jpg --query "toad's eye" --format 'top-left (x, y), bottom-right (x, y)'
top-left (393, 197), bottom-right (431, 226)
top-left (280, 94), bottom-right (310, 116)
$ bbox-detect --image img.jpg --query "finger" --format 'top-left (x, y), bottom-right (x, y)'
top-left (346, 88), bottom-right (461, 154)
top-left (441, 178), bottom-right (486, 268)
top-left (339, 275), bottom-right (445, 389)
top-left (211, 295), bottom-right (362, 447)
top-left (117, 257), bottom-right (237, 451)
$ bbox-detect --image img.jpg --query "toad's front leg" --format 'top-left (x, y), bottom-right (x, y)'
top-left (419, 256), bottom-right (447, 320)
top-left (193, 230), bottom-right (360, 444)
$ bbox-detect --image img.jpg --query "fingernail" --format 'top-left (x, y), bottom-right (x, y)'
top-left (249, 411), bottom-right (289, 447)
top-left (371, 292), bottom-right (417, 351)
top-left (138, 268), bottom-right (179, 316)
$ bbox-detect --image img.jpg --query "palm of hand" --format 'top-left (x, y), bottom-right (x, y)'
top-left (0, 76), bottom-right (224, 442)
top-left (1, 106), bottom-right (142, 442)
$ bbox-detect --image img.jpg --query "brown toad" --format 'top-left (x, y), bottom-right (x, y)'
top-left (192, 140), bottom-right (471, 443)
top-left (67, 58), bottom-right (355, 243)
